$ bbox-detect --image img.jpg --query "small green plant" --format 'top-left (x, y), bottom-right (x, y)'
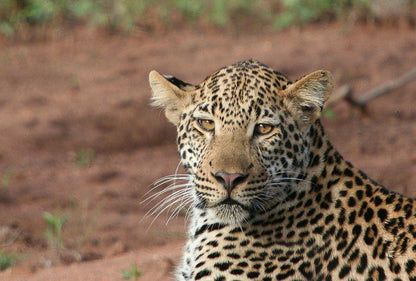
top-left (70, 75), bottom-right (80, 90)
top-left (174, 0), bottom-right (204, 21)
top-left (43, 211), bottom-right (68, 251)
top-left (122, 264), bottom-right (141, 280)
top-left (275, 0), bottom-right (331, 29)
top-left (1, 167), bottom-right (14, 190)
top-left (71, 199), bottom-right (101, 251)
top-left (75, 148), bottom-right (95, 168)
top-left (0, 251), bottom-right (17, 271)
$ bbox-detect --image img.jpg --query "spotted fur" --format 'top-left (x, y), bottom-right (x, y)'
top-left (149, 60), bottom-right (416, 281)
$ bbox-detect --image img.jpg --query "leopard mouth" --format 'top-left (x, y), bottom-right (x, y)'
top-left (218, 197), bottom-right (242, 206)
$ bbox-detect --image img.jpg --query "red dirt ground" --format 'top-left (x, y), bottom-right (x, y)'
top-left (0, 23), bottom-right (415, 281)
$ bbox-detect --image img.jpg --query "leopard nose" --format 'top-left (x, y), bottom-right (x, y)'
top-left (213, 171), bottom-right (248, 193)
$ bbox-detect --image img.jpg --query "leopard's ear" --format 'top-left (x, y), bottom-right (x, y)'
top-left (283, 70), bottom-right (334, 126)
top-left (149, 70), bottom-right (194, 125)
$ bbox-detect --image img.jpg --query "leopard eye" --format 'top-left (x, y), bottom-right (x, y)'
top-left (197, 119), bottom-right (215, 132)
top-left (254, 123), bottom-right (274, 136)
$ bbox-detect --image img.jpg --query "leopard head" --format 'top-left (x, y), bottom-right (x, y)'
top-left (149, 60), bottom-right (334, 224)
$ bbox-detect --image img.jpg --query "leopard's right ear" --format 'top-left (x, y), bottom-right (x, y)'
top-left (149, 70), bottom-right (194, 125)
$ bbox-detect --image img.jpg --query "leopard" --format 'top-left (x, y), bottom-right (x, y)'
top-left (148, 59), bottom-right (416, 281)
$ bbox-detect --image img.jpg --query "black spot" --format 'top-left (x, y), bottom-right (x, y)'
top-left (348, 197), bottom-right (356, 207)
top-left (275, 269), bottom-right (295, 280)
top-left (230, 269), bottom-right (244, 275)
top-left (208, 252), bottom-right (221, 259)
top-left (223, 244), bottom-right (236, 249)
top-left (337, 240), bottom-right (347, 251)
top-left (344, 181), bottom-right (353, 189)
top-left (348, 211), bottom-right (356, 224)
top-left (247, 271), bottom-right (260, 278)
top-left (406, 260), bottom-right (416, 274)
top-left (327, 257), bottom-right (339, 271)
top-left (343, 168), bottom-right (353, 177)
top-left (365, 184), bottom-right (373, 196)
top-left (195, 269), bottom-right (211, 280)
top-left (296, 219), bottom-right (309, 228)
top-left (265, 265), bottom-right (278, 273)
top-left (325, 214), bottom-right (334, 224)
top-left (240, 240), bottom-right (250, 246)
top-left (377, 208), bottom-right (388, 221)
top-left (364, 208), bottom-right (374, 222)
top-left (230, 227), bottom-right (244, 234)
top-left (311, 213), bottom-right (323, 225)
top-left (194, 224), bottom-right (208, 237)
top-left (323, 249), bottom-right (332, 261)
top-left (386, 194), bottom-right (396, 204)
top-left (299, 262), bottom-right (313, 279)
top-left (357, 253), bottom-right (367, 273)
top-left (227, 253), bottom-right (241, 259)
top-left (224, 236), bottom-right (238, 241)
top-left (214, 262), bottom-right (232, 271)
top-left (310, 155), bottom-right (320, 167)
top-left (348, 248), bottom-right (360, 262)
top-left (354, 176), bottom-right (363, 186)
top-left (237, 261), bottom-right (248, 267)
top-left (207, 240), bottom-right (218, 247)
top-left (391, 262), bottom-right (401, 274)
top-left (374, 196), bottom-right (382, 206)
top-left (338, 265), bottom-right (351, 279)
top-left (355, 190), bottom-right (363, 200)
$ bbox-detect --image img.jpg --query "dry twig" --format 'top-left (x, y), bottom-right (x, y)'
top-left (0, 231), bottom-right (21, 249)
top-left (327, 67), bottom-right (416, 109)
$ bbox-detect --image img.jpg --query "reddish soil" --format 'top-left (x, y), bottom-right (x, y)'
top-left (0, 23), bottom-right (415, 281)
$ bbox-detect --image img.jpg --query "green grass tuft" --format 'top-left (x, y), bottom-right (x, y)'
top-left (75, 148), bottom-right (95, 169)
top-left (43, 211), bottom-right (68, 251)
top-left (0, 252), bottom-right (17, 271)
top-left (1, 167), bottom-right (14, 190)
top-left (122, 264), bottom-right (141, 280)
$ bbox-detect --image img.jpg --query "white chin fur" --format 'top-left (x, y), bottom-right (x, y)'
top-left (213, 204), bottom-right (250, 225)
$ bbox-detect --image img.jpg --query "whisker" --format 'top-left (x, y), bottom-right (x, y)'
top-left (184, 202), bottom-right (196, 224)
top-left (146, 188), bottom-right (192, 217)
top-left (142, 182), bottom-right (193, 204)
top-left (147, 175), bottom-right (191, 191)
top-left (147, 193), bottom-right (193, 229)
top-left (142, 165), bottom-right (196, 229)
top-left (166, 197), bottom-right (194, 224)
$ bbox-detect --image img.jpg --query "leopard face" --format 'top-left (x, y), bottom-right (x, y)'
top-left (150, 60), bottom-right (333, 224)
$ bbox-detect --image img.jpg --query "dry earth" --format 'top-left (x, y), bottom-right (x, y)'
top-left (0, 23), bottom-right (415, 280)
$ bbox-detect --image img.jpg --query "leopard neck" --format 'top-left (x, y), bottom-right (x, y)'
top-left (304, 119), bottom-right (346, 187)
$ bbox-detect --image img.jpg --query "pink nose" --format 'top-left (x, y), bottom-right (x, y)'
top-left (213, 171), bottom-right (248, 193)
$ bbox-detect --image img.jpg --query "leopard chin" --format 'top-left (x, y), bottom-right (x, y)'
top-left (213, 203), bottom-right (251, 225)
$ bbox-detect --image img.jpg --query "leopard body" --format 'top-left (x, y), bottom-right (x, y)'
top-left (149, 60), bottom-right (416, 281)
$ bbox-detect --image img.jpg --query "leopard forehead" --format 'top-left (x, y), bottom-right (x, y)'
top-left (191, 60), bottom-right (292, 122)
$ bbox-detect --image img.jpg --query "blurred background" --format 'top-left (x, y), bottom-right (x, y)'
top-left (0, 1), bottom-right (415, 280)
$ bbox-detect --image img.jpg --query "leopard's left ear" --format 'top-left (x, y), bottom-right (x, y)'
top-left (283, 70), bottom-right (334, 126)
top-left (149, 70), bottom-right (195, 125)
